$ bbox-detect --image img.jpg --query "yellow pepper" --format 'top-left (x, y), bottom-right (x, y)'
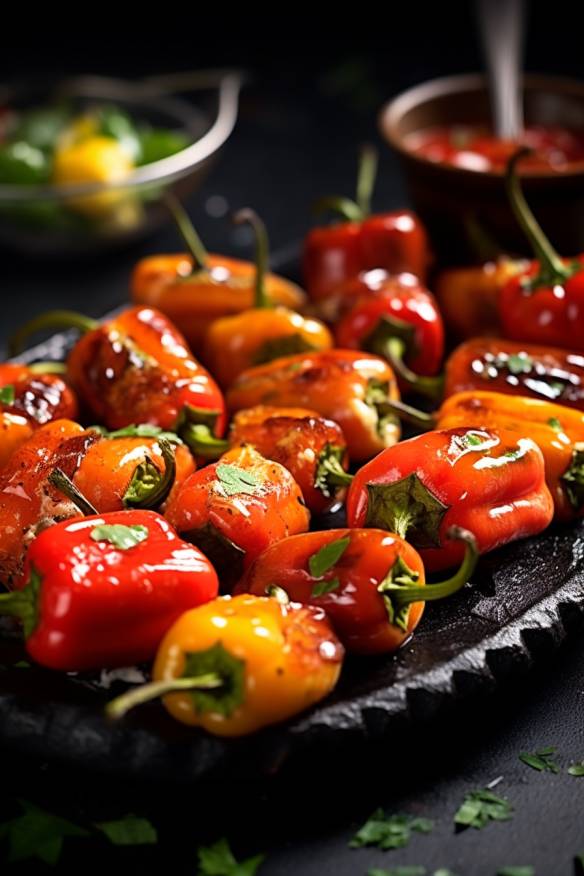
top-left (52, 135), bottom-right (134, 216)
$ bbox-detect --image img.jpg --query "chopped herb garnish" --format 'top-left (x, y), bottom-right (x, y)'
top-left (96, 423), bottom-right (182, 443)
top-left (350, 810), bottom-right (433, 850)
top-left (496, 868), bottom-right (534, 876)
top-left (96, 815), bottom-right (157, 846)
top-left (519, 746), bottom-right (559, 773)
top-left (454, 788), bottom-right (513, 830)
top-left (506, 353), bottom-right (533, 375)
top-left (311, 577), bottom-right (341, 598)
top-left (568, 762), bottom-right (584, 777)
top-left (197, 837), bottom-right (265, 876)
top-left (215, 464), bottom-right (262, 497)
top-left (308, 536), bottom-right (350, 578)
top-left (90, 524), bottom-right (149, 550)
top-left (368, 868), bottom-right (426, 876)
top-left (0, 800), bottom-right (88, 866)
top-left (548, 417), bottom-right (563, 431)
top-left (0, 385), bottom-right (15, 405)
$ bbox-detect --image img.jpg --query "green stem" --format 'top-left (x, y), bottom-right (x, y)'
top-left (48, 468), bottom-right (98, 516)
top-left (381, 526), bottom-right (478, 610)
top-left (322, 459), bottom-right (354, 488)
top-left (123, 438), bottom-right (177, 510)
top-left (164, 192), bottom-right (208, 272)
top-left (27, 361), bottom-right (67, 375)
top-left (233, 208), bottom-right (270, 309)
top-left (0, 590), bottom-right (32, 623)
top-left (106, 673), bottom-right (222, 720)
top-left (375, 397), bottom-right (436, 431)
top-left (355, 144), bottom-right (378, 218)
top-left (180, 423), bottom-right (230, 460)
top-left (311, 196), bottom-right (364, 222)
top-left (384, 338), bottom-right (445, 404)
top-left (506, 149), bottom-right (572, 286)
top-left (9, 311), bottom-right (99, 357)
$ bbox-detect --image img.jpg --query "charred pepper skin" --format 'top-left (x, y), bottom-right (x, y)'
top-left (108, 594), bottom-right (343, 737)
top-left (226, 350), bottom-right (401, 463)
top-left (228, 405), bottom-right (351, 514)
top-left (1, 511), bottom-right (218, 672)
top-left (444, 338), bottom-right (584, 409)
top-left (164, 444), bottom-right (310, 586)
top-left (347, 427), bottom-right (553, 572)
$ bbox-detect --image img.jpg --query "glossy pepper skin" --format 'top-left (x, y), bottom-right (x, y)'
top-left (334, 271), bottom-right (445, 384)
top-left (226, 350), bottom-right (401, 463)
top-left (237, 528), bottom-right (477, 655)
top-left (229, 405), bottom-right (351, 514)
top-left (107, 594), bottom-right (343, 736)
top-left (444, 338), bottom-right (584, 409)
top-left (202, 210), bottom-right (332, 389)
top-left (347, 427), bottom-right (553, 571)
top-left (434, 257), bottom-right (525, 341)
top-left (303, 147), bottom-right (429, 303)
top-left (499, 150), bottom-right (584, 350)
top-left (0, 420), bottom-right (99, 584)
top-left (0, 511), bottom-right (218, 671)
top-left (164, 444), bottom-right (310, 586)
top-left (130, 198), bottom-right (305, 353)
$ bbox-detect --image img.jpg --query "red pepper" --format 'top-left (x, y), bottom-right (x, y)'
top-left (237, 527), bottom-right (477, 655)
top-left (164, 444), bottom-right (310, 587)
top-left (334, 271), bottom-right (445, 391)
top-left (11, 306), bottom-right (227, 458)
top-left (0, 510), bottom-right (218, 671)
top-left (499, 150), bottom-right (584, 350)
top-left (346, 427), bottom-right (554, 571)
top-left (303, 147), bottom-right (429, 305)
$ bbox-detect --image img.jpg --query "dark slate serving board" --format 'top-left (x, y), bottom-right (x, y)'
top-left (1, 326), bottom-right (583, 783)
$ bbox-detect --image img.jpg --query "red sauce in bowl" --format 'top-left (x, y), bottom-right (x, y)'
top-left (405, 125), bottom-right (584, 173)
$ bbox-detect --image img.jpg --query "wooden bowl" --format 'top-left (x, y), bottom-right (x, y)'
top-left (380, 74), bottom-right (584, 266)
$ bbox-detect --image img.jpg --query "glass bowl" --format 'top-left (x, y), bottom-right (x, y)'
top-left (0, 70), bottom-right (242, 256)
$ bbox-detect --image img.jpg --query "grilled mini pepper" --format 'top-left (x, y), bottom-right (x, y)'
top-left (227, 405), bottom-right (351, 514)
top-left (303, 146), bottom-right (429, 303)
top-left (334, 270), bottom-right (444, 394)
top-left (11, 306), bottom-right (227, 458)
top-left (203, 210), bottom-right (332, 389)
top-left (0, 511), bottom-right (218, 671)
top-left (499, 150), bottom-right (584, 350)
top-left (237, 527), bottom-right (477, 655)
top-left (106, 594), bottom-right (343, 736)
top-left (444, 338), bottom-right (584, 409)
top-left (382, 390), bottom-right (584, 523)
top-left (347, 427), bottom-right (553, 571)
top-left (226, 350), bottom-right (401, 463)
top-left (434, 257), bottom-right (526, 341)
top-left (164, 444), bottom-right (310, 586)
top-left (131, 196), bottom-right (305, 352)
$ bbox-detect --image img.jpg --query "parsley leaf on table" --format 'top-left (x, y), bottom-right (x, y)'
top-left (350, 810), bottom-right (433, 850)
top-left (575, 852), bottom-right (584, 875)
top-left (197, 838), bottom-right (265, 876)
top-left (96, 815), bottom-right (157, 846)
top-left (518, 746), bottom-right (559, 773)
top-left (454, 788), bottom-right (513, 830)
top-left (0, 799), bottom-right (88, 866)
top-left (496, 868), bottom-right (534, 876)
top-left (368, 867), bottom-right (426, 876)
top-left (568, 762), bottom-right (584, 777)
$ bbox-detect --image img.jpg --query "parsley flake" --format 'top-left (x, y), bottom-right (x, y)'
top-left (568, 762), bottom-right (584, 777)
top-left (519, 746), bottom-right (559, 773)
top-left (0, 385), bottom-right (15, 405)
top-left (454, 788), bottom-right (513, 830)
top-left (507, 353), bottom-right (533, 374)
top-left (496, 868), bottom-right (534, 876)
top-left (96, 815), bottom-right (157, 846)
top-left (215, 464), bottom-right (262, 497)
top-left (311, 577), bottom-right (341, 597)
top-left (547, 417), bottom-right (563, 431)
top-left (368, 868), bottom-right (426, 876)
top-left (0, 800), bottom-right (88, 866)
top-left (197, 837), bottom-right (265, 876)
top-left (90, 524), bottom-right (149, 550)
top-left (309, 536), bottom-right (350, 578)
top-left (350, 810), bottom-right (433, 850)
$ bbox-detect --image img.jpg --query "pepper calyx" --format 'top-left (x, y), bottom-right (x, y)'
top-left (365, 472), bottom-right (449, 548)
top-left (0, 566), bottom-right (42, 639)
top-left (123, 439), bottom-right (177, 509)
top-left (561, 442), bottom-right (584, 512)
top-left (253, 333), bottom-right (316, 366)
top-left (377, 555), bottom-right (421, 632)
top-left (182, 642), bottom-right (245, 718)
top-left (178, 406), bottom-right (228, 460)
top-left (364, 316), bottom-right (444, 402)
top-left (314, 444), bottom-right (353, 497)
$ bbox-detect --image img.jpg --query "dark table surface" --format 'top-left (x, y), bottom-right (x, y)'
top-left (1, 82), bottom-right (584, 876)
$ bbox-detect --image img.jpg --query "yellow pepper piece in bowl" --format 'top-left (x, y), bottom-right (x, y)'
top-left (52, 135), bottom-right (134, 216)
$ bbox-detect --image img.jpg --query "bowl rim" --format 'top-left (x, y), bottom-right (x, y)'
top-left (0, 70), bottom-right (242, 203)
top-left (379, 72), bottom-right (584, 180)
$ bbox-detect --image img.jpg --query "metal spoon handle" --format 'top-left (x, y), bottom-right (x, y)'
top-left (478, 0), bottom-right (525, 140)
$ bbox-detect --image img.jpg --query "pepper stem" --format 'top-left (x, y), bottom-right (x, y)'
top-left (164, 192), bottom-right (208, 272)
top-left (180, 424), bottom-right (230, 460)
top-left (355, 144), bottom-right (378, 218)
top-left (9, 311), bottom-right (99, 357)
top-left (106, 673), bottom-right (223, 721)
top-left (506, 149), bottom-right (573, 287)
top-left (48, 468), bottom-right (98, 516)
top-left (123, 438), bottom-right (177, 510)
top-left (315, 448), bottom-right (354, 497)
top-left (374, 397), bottom-right (436, 431)
top-left (27, 361), bottom-right (67, 375)
top-left (233, 208), bottom-right (270, 309)
top-left (385, 338), bottom-right (445, 403)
